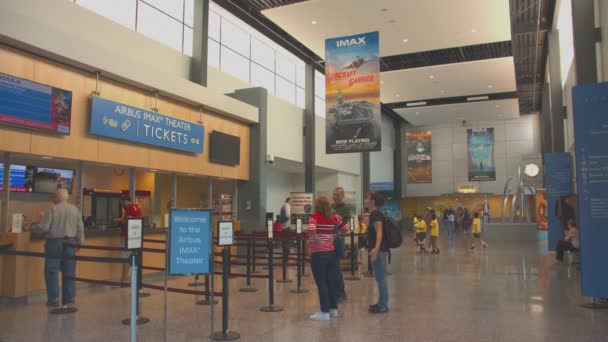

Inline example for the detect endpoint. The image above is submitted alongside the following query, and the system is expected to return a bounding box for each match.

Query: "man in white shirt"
[280,197,291,231]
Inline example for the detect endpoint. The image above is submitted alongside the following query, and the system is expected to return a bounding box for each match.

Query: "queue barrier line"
[65,276,129,288]
[0,249,129,264]
[141,266,270,281]
[142,239,166,244]
[142,283,223,297]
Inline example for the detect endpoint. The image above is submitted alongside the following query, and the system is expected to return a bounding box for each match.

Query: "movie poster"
[325,31,381,154]
[406,130,432,183]
[467,128,496,181]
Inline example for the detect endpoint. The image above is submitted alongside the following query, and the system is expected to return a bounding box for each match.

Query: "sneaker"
[369,306,389,314]
[309,312,330,321]
[369,303,379,310]
[46,300,59,308]
[482,242,488,248]
[329,309,339,318]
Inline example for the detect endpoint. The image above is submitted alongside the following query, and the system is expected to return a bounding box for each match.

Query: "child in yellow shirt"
[470,213,488,251]
[430,214,440,254]
[416,215,427,253]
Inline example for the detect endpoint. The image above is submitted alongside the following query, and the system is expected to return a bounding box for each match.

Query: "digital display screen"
[210,131,240,166]
[0,164,34,192]
[0,72,72,134]
[33,167,74,194]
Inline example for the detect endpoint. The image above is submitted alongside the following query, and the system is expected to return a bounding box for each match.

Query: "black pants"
[311,251,339,313]
[555,240,577,261]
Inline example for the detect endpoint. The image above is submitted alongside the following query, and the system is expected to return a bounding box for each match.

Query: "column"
[573,0,598,85]
[190,0,209,86]
[304,63,315,194]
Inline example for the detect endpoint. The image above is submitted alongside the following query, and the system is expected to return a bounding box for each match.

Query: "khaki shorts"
[472,233,481,239]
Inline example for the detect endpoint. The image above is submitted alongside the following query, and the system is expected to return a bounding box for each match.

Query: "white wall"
[406,115,542,196]
[370,116,395,183]
[265,168,303,215]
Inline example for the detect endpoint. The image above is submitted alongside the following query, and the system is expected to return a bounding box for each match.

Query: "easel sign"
[126,218,143,250]
[218,221,234,246]
[167,208,212,275]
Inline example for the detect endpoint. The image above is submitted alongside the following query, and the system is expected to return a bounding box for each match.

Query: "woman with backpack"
[365,192,390,314]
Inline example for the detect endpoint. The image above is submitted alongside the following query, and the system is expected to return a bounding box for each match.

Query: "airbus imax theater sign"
[89,96,204,154]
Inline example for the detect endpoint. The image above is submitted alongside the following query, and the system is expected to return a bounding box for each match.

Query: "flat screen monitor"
[33,167,74,193]
[0,164,34,192]
[210,131,240,166]
[0,72,72,134]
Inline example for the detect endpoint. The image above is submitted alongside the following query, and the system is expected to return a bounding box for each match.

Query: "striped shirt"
[308,213,349,253]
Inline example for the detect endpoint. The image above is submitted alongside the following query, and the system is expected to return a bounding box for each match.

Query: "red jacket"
[120,204,142,236]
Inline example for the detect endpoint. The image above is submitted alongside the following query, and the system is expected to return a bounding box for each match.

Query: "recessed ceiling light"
[496,105,501,108]
[429,75,435,79]
[380,81,384,84]
[395,94,401,97]
[311,20,317,25]
[402,39,409,43]
[186,173,194,176]
[149,169,158,172]
[42,156,53,159]
[488,85,493,89]
[471,28,477,33]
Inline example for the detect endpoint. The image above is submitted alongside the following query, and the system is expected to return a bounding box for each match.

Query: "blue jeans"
[372,251,389,310]
[44,239,77,304]
[449,221,455,238]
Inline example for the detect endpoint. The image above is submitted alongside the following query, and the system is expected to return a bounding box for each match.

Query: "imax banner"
[467,128,496,181]
[406,130,432,183]
[325,31,381,154]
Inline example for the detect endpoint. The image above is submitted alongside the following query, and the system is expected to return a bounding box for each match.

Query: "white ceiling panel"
[396,99,520,126]
[381,57,516,103]
[262,0,511,58]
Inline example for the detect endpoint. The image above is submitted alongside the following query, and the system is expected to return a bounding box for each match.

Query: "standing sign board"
[572,83,608,298]
[218,221,234,246]
[126,218,143,250]
[325,31,381,154]
[544,153,573,250]
[290,193,314,224]
[167,209,211,275]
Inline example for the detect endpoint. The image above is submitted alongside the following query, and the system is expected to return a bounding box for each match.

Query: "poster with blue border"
[90,96,204,154]
[168,209,211,275]
[572,82,608,298]
[544,152,572,250]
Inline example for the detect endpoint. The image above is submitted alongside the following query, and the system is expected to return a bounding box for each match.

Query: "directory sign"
[0,72,72,134]
[544,153,572,250]
[90,96,204,154]
[168,209,211,275]
[572,82,608,298]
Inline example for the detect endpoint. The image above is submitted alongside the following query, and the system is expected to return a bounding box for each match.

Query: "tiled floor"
[1,225,607,342]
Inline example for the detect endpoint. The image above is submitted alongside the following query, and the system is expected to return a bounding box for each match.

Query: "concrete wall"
[370,116,395,183]
[405,115,542,197]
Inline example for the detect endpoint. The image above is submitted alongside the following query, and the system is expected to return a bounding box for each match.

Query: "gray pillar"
[129,168,136,202]
[573,0,598,85]
[228,88,268,233]
[1,152,10,232]
[171,173,177,208]
[77,161,84,212]
[393,122,403,201]
[191,0,209,86]
[547,31,565,153]
[304,63,315,194]
[362,152,370,202]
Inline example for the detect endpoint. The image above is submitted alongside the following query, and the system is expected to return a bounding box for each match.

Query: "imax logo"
[336,37,366,47]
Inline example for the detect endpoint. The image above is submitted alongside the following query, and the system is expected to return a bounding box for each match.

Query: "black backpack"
[383,215,403,248]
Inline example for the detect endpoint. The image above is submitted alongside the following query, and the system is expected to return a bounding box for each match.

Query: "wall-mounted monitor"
[210,131,240,166]
[0,72,72,134]
[33,167,74,194]
[0,164,34,192]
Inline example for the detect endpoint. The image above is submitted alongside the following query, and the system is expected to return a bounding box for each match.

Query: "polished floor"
[1,225,608,342]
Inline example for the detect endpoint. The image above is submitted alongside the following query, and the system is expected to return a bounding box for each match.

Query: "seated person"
[556,219,579,263]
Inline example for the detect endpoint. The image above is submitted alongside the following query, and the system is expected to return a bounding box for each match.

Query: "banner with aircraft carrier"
[325,31,381,154]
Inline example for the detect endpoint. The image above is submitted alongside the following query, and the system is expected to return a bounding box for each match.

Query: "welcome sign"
[90,96,204,154]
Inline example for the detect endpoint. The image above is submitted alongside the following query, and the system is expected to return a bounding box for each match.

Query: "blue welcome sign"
[90,96,204,154]
[544,152,572,250]
[167,209,211,275]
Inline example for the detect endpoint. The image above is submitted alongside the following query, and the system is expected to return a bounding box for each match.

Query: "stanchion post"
[345,228,361,281]
[137,249,150,298]
[122,252,150,326]
[213,246,239,341]
[277,232,292,284]
[301,238,310,278]
[240,234,257,293]
[290,223,309,294]
[260,220,283,312]
[197,272,218,305]
[251,235,258,274]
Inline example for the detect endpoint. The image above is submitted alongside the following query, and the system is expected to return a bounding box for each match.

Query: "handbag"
[334,223,346,258]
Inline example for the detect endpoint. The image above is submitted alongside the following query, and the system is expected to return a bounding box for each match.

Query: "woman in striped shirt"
[308,196,349,321]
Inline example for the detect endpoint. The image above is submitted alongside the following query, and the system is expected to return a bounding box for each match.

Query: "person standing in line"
[429,214,440,255]
[307,196,349,321]
[330,186,354,302]
[38,189,85,307]
[366,192,390,314]
[415,215,428,254]
[555,219,579,263]
[279,197,292,256]
[117,196,142,284]
[470,213,488,252]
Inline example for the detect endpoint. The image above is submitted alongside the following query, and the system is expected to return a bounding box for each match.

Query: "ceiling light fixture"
[311,20,317,25]
[42,156,53,159]
[488,85,493,89]
[395,94,401,97]
[407,101,428,107]
[149,169,158,172]
[402,39,409,43]
[380,81,384,84]
[467,96,489,102]
[471,28,477,33]
[429,75,435,79]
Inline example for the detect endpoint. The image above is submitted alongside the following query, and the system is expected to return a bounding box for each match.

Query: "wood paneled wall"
[0,45,250,180]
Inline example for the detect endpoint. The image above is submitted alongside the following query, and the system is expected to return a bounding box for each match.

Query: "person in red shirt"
[118,196,142,284]
[307,196,349,321]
